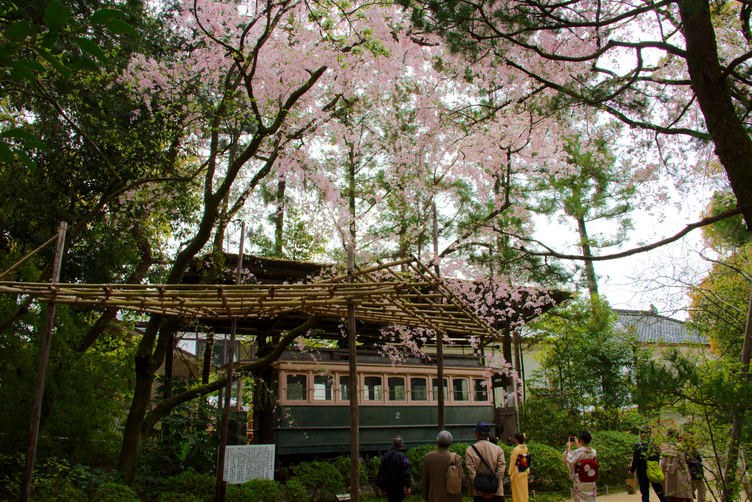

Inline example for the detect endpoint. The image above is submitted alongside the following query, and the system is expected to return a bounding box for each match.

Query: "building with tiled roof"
[519,307,710,395]
[614,308,707,345]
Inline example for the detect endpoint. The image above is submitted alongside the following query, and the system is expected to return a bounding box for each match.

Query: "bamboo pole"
[348,246,359,502]
[20,222,67,502]
[216,222,246,502]
[433,201,445,432]
[0,233,61,281]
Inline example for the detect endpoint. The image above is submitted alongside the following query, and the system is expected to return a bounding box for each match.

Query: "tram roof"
[0,255,570,343]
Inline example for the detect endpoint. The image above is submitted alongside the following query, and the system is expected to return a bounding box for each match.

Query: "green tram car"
[268,348,518,459]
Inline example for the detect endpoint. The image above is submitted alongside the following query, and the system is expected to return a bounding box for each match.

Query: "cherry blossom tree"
[113,0,476,481]
[399,0,751,229]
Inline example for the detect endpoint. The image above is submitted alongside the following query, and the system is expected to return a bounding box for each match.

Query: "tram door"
[492,374,519,444]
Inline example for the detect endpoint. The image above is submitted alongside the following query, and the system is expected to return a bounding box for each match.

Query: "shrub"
[405,444,435,484]
[156,493,205,502]
[332,455,367,490]
[226,478,280,502]
[0,453,89,502]
[290,460,345,502]
[282,477,307,502]
[92,482,140,502]
[161,470,214,502]
[589,430,637,486]
[526,442,569,491]
[520,395,583,447]
[30,479,87,502]
[366,455,381,484]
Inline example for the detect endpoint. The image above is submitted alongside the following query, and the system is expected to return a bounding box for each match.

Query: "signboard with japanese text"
[223,445,275,484]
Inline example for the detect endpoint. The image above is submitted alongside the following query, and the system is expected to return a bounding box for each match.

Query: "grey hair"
[437,430,453,447]
[392,436,404,448]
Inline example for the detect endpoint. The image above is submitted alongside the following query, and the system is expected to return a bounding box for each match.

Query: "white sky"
[531,181,714,322]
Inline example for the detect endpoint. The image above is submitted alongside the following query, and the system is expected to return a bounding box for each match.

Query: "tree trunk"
[679,0,752,230]
[274,179,286,256]
[720,291,752,502]
[117,315,178,483]
[576,216,600,307]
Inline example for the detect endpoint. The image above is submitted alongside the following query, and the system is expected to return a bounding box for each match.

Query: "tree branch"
[143,316,320,430]
[517,206,744,261]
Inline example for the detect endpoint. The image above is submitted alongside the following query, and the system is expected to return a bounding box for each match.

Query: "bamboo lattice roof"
[0,257,501,339]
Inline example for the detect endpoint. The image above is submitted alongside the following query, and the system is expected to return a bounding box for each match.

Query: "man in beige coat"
[466,422,506,502]
[422,430,464,502]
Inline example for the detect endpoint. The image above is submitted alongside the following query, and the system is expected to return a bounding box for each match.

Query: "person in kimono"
[509,432,530,502]
[563,431,598,502]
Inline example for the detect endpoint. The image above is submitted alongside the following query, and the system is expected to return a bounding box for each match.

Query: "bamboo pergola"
[0,256,499,340]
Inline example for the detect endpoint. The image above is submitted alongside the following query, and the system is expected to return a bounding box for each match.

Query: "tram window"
[314,375,333,401]
[286,374,307,401]
[364,376,383,401]
[432,378,448,401]
[388,377,406,401]
[453,378,469,401]
[473,378,488,401]
[411,377,428,401]
[339,375,350,401]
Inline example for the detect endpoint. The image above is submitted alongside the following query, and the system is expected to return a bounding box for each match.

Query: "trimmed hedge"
[590,430,638,486]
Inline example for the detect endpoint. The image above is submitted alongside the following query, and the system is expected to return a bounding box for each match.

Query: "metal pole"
[20,222,67,502]
[216,222,246,502]
[433,201,445,431]
[348,246,359,502]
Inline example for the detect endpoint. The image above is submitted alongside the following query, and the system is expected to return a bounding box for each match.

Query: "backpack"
[516,453,531,473]
[577,458,599,483]
[447,453,462,494]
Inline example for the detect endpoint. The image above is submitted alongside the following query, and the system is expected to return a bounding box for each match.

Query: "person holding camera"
[563,431,598,502]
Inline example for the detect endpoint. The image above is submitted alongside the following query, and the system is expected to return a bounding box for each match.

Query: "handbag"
[471,445,500,495]
[646,460,665,483]
[626,476,636,494]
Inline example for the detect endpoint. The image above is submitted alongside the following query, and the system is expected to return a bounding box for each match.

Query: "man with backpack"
[628,426,669,502]
[422,430,464,502]
[377,436,412,502]
[466,422,506,502]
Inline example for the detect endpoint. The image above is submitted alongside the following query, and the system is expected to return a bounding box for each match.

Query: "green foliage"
[282,478,308,502]
[141,378,219,476]
[156,493,205,502]
[589,431,638,487]
[527,299,647,423]
[290,460,346,502]
[91,482,140,502]
[331,455,368,489]
[366,455,382,483]
[688,242,751,361]
[0,304,135,464]
[700,188,751,251]
[405,444,435,483]
[161,470,214,502]
[521,394,583,446]
[0,1,136,171]
[0,453,88,501]
[226,478,281,502]
[525,443,569,491]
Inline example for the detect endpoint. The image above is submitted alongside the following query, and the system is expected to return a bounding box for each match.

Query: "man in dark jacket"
[377,436,412,502]
[628,426,668,502]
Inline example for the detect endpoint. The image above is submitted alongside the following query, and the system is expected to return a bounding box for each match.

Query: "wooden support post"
[348,246,359,502]
[433,201,445,431]
[20,222,67,502]
[216,222,246,502]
